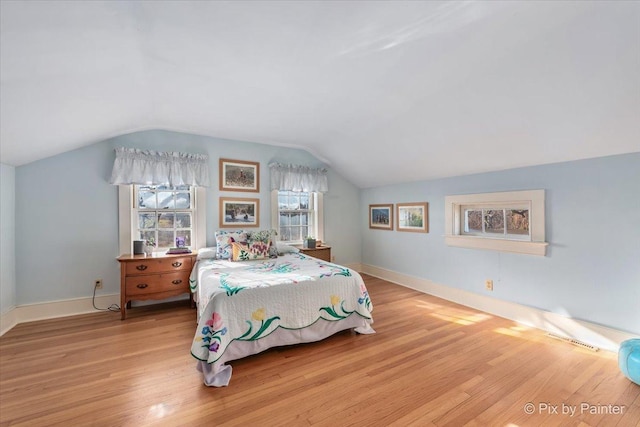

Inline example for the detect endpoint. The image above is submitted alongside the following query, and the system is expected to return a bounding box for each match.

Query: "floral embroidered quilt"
[190,253,373,364]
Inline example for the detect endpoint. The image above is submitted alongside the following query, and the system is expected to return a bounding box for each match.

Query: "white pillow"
[276,242,300,255]
[196,247,217,260]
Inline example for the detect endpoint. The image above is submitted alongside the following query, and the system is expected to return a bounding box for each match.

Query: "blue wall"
[1,163,16,315]
[361,153,640,335]
[15,130,361,305]
[12,132,639,336]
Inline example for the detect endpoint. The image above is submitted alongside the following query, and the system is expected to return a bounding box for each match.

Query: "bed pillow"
[196,247,217,260]
[215,230,248,260]
[247,229,278,258]
[230,240,269,261]
[276,242,300,255]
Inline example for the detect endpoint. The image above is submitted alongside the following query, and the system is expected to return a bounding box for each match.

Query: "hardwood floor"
[1,274,638,426]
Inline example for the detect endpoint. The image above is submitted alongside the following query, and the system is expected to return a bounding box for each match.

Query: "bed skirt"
[196,315,375,387]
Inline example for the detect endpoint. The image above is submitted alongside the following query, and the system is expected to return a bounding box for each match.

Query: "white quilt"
[189,252,374,385]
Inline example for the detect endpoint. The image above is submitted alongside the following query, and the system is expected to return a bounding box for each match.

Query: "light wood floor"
[1,275,638,427]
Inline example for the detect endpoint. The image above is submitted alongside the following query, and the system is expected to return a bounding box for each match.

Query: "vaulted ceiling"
[1,1,638,188]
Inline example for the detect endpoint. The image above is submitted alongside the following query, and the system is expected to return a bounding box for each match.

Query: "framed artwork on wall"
[396,202,428,233]
[219,197,260,228]
[369,204,393,230]
[219,158,260,192]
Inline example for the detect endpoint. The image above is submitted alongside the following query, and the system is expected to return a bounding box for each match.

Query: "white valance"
[269,163,328,192]
[109,147,210,187]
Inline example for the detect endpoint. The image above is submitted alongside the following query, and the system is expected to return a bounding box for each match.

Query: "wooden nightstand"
[117,252,197,320]
[298,245,332,262]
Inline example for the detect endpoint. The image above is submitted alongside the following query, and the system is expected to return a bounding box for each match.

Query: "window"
[271,190,323,243]
[118,185,206,255]
[462,205,530,241]
[134,185,194,249]
[445,190,547,256]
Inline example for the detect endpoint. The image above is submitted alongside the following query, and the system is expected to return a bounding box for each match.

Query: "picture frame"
[369,204,393,230]
[396,202,429,233]
[219,197,260,228]
[219,158,260,192]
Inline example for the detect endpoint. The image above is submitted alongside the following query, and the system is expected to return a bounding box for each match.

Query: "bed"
[189,250,375,387]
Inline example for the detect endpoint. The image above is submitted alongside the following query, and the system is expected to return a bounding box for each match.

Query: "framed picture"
[219,197,260,228]
[369,204,393,230]
[396,202,429,233]
[219,158,260,192]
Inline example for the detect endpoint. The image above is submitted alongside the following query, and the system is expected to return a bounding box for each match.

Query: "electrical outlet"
[485,279,493,291]
[331,256,335,262]
[95,279,103,290]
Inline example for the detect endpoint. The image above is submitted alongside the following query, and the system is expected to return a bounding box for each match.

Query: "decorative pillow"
[215,230,248,260]
[231,240,269,261]
[247,229,278,258]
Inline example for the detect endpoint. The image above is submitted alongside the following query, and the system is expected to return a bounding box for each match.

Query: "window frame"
[118,185,206,255]
[271,190,324,244]
[445,190,547,256]
[133,185,194,250]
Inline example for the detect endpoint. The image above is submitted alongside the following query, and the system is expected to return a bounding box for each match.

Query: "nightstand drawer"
[125,256,192,276]
[125,271,190,296]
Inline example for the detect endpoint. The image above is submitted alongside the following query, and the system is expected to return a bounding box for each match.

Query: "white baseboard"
[0,293,120,337]
[0,307,18,337]
[345,262,362,272]
[359,263,637,353]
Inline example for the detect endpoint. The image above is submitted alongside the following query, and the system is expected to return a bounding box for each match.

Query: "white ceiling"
[1,1,638,188]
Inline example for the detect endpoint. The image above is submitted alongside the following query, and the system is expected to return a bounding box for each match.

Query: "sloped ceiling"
[1,1,638,188]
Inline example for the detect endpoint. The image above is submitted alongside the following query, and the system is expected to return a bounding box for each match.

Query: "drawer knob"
[136,265,148,271]
[172,261,183,268]
[171,279,183,285]
[136,284,148,289]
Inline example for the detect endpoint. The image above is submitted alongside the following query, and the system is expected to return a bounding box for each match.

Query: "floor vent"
[546,333,599,352]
